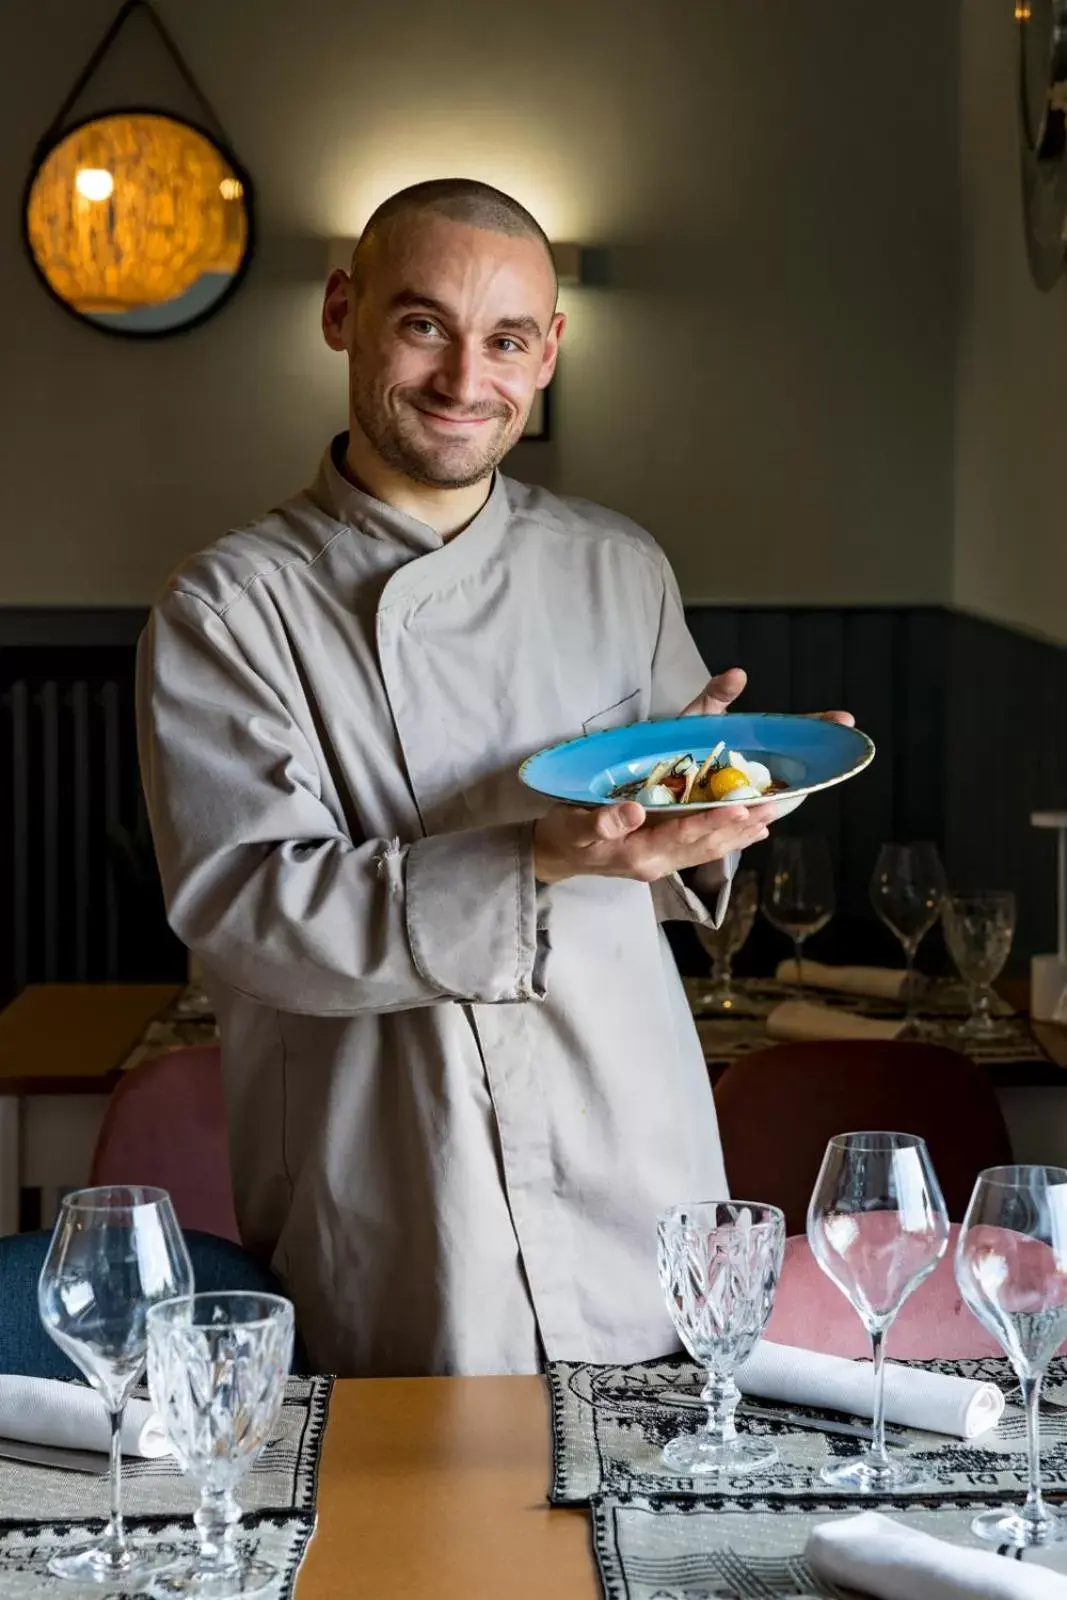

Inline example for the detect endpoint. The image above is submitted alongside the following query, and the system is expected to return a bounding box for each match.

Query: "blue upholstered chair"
[0,1228,307,1378]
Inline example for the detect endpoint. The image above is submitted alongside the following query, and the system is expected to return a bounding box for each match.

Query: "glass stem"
[869,1326,889,1468]
[194,1486,243,1574]
[700,1370,739,1447]
[1021,1372,1050,1533]
[711,953,730,992]
[793,937,805,994]
[902,941,917,1025]
[102,1406,128,1563]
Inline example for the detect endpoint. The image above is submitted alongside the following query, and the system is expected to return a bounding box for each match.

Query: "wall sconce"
[326,237,588,286]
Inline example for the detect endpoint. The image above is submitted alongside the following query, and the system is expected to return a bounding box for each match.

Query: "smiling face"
[322,212,564,491]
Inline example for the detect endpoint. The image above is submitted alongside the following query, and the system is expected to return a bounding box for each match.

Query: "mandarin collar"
[309,435,510,587]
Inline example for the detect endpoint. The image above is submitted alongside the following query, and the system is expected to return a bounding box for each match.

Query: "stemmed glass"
[762,837,835,989]
[869,843,947,1033]
[695,869,759,1012]
[943,891,1017,1038]
[807,1133,950,1491]
[146,1292,295,1597]
[657,1201,785,1475]
[955,1166,1067,1548]
[38,1185,193,1585]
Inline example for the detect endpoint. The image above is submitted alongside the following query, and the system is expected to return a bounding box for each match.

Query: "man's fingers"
[591,801,646,841]
[623,803,772,877]
[810,709,855,727]
[681,666,747,718]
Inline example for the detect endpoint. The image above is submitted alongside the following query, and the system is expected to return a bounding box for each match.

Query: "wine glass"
[657,1200,785,1475]
[762,837,835,989]
[869,843,947,1033]
[147,1292,295,1597]
[38,1185,194,1585]
[695,869,759,1012]
[807,1133,950,1491]
[943,891,1016,1038]
[955,1166,1067,1547]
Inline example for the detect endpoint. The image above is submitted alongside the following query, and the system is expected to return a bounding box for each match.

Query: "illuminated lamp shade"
[25,111,252,334]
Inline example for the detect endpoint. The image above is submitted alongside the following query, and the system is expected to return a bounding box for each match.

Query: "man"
[138,178,846,1377]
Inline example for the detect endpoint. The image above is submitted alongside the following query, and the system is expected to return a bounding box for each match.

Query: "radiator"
[0,652,180,1003]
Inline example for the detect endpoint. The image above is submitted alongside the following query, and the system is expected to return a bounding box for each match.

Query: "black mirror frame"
[21,105,256,341]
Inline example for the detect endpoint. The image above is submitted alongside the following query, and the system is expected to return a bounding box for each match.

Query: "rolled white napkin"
[766,999,904,1043]
[776,958,907,1001]
[807,1511,1067,1600]
[735,1340,1004,1438]
[0,1376,170,1459]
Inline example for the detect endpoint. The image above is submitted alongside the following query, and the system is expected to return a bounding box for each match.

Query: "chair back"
[0,1229,303,1378]
[713,1038,1013,1234]
[90,1046,239,1242]
[765,1226,1004,1359]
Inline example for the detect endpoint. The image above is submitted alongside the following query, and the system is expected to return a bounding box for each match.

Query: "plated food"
[609,744,789,807]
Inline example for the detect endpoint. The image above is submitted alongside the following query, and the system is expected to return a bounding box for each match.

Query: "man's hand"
[682,666,855,727]
[533,800,779,887]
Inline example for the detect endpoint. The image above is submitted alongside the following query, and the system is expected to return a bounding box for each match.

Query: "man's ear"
[322,268,352,352]
[536,310,566,388]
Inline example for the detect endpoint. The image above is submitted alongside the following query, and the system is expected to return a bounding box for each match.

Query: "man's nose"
[433,343,483,409]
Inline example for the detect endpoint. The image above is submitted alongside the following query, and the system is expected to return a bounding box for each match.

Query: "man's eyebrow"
[389,290,543,338]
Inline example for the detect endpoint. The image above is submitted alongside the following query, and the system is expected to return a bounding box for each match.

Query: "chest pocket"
[581,688,641,737]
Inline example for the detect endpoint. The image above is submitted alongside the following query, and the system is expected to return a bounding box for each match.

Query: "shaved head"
[322,177,565,509]
[352,178,556,298]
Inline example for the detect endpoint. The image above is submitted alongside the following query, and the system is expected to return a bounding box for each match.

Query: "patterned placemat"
[0,1512,314,1600]
[590,1493,1067,1600]
[685,977,1052,1071]
[547,1355,1067,1504]
[0,1376,332,1522]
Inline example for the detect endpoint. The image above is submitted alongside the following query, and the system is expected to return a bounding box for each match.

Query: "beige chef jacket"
[137,437,731,1377]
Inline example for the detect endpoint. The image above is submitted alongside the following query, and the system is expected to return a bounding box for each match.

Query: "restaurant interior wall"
[0,0,957,607]
[952,0,1067,649]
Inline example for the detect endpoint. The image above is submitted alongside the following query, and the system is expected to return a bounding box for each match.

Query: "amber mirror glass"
[24,110,253,337]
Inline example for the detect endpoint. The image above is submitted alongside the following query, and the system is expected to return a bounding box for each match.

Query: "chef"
[138,177,848,1376]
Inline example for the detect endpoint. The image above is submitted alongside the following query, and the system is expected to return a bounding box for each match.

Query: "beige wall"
[0,0,958,607]
[954,1,1067,646]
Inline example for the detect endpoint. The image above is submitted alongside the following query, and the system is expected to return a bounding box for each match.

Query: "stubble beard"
[350,371,518,490]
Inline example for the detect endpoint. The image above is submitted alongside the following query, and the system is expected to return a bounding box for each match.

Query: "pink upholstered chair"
[714,1039,1013,1231]
[765,1225,1003,1359]
[89,1045,240,1242]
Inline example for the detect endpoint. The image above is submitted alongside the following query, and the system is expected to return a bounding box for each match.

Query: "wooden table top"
[0,983,181,1094]
[298,1376,595,1599]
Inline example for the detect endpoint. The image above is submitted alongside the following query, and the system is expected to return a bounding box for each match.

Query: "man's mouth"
[410,402,504,431]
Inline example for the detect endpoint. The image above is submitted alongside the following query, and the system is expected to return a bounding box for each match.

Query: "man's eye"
[407,319,441,337]
[494,337,522,353]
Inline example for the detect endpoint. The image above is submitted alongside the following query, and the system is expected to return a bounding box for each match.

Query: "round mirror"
[23,111,253,337]
[1017,0,1067,290]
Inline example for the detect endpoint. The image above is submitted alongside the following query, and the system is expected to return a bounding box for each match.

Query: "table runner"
[547,1355,1067,1504]
[0,1375,332,1522]
[686,977,1052,1072]
[0,1513,314,1600]
[590,1493,1067,1600]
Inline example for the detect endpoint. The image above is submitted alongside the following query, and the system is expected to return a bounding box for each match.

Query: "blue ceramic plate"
[519,713,874,818]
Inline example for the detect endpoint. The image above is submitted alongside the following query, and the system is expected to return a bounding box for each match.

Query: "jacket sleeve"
[137,590,547,1016]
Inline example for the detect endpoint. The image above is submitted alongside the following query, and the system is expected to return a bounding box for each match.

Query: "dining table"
[298,1375,593,1598]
